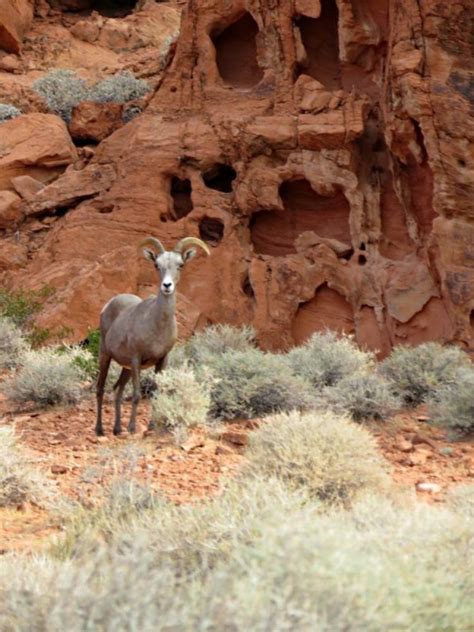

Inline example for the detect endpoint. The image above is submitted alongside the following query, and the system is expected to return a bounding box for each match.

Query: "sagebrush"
[0,317,28,370]
[0,103,21,122]
[150,365,211,441]
[244,410,391,506]
[287,331,373,388]
[206,349,315,420]
[3,347,89,407]
[0,427,58,508]
[380,342,468,407]
[323,372,400,421]
[428,366,474,434]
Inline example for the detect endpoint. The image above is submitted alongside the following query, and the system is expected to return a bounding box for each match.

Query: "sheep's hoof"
[95,427,105,437]
[113,427,122,436]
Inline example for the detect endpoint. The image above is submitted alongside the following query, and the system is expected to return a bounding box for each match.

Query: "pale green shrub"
[150,366,211,440]
[428,366,474,434]
[323,373,400,421]
[32,69,88,122]
[380,342,468,407]
[88,71,150,103]
[0,427,57,508]
[287,331,374,388]
[244,410,390,506]
[1,491,472,631]
[446,485,474,518]
[0,103,21,122]
[207,349,315,420]
[3,347,87,407]
[0,316,28,369]
[170,324,256,368]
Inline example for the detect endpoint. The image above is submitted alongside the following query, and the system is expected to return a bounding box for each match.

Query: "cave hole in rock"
[89,0,138,17]
[295,0,341,89]
[242,275,255,299]
[202,164,237,193]
[292,283,354,345]
[250,179,351,256]
[170,177,193,219]
[199,217,224,245]
[212,12,264,89]
[358,254,367,265]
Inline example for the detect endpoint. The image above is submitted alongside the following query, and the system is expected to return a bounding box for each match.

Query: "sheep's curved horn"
[139,237,166,254]
[173,237,210,256]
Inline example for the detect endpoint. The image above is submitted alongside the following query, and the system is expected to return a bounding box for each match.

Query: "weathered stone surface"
[0,0,472,355]
[0,114,77,190]
[69,101,124,142]
[0,190,23,229]
[23,163,117,216]
[0,0,33,53]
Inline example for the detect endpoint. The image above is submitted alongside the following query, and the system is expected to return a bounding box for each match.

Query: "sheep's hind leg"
[113,368,131,436]
[127,358,141,434]
[147,355,168,431]
[95,352,111,436]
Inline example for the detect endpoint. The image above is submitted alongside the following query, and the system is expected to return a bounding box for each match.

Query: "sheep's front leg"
[113,368,131,436]
[128,358,141,434]
[147,355,168,431]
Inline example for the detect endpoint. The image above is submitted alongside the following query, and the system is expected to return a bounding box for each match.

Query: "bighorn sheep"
[95,236,210,436]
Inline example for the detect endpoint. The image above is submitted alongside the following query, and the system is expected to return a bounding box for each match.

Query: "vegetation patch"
[428,366,474,435]
[381,342,468,407]
[243,410,391,506]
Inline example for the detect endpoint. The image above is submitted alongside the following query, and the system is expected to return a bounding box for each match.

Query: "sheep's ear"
[143,248,156,263]
[182,248,197,263]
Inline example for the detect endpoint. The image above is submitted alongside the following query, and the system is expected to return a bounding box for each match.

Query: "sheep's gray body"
[95,237,209,436]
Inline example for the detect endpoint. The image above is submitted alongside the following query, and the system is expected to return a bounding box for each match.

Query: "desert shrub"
[446,485,474,518]
[207,349,315,420]
[88,71,150,103]
[3,347,87,407]
[32,69,88,122]
[150,366,211,441]
[323,373,400,421]
[0,286,54,328]
[287,331,373,389]
[123,104,143,123]
[0,427,57,508]
[428,366,474,434]
[0,103,21,122]
[170,324,256,368]
[381,342,468,407]
[1,491,472,631]
[0,316,28,370]
[244,410,390,506]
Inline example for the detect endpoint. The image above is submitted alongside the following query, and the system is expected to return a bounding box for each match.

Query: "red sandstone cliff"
[0,0,472,354]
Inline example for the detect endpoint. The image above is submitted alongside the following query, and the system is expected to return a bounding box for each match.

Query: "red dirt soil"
[1,394,473,555]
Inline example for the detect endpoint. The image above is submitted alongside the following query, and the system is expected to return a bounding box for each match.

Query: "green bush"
[381,342,468,407]
[88,71,150,104]
[207,349,315,420]
[0,103,21,123]
[0,427,58,508]
[428,366,474,434]
[0,316,28,370]
[3,347,88,407]
[150,366,211,442]
[244,410,390,506]
[0,286,54,328]
[287,331,373,388]
[323,373,400,421]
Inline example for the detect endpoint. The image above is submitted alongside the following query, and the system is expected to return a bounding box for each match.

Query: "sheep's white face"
[144,249,196,297]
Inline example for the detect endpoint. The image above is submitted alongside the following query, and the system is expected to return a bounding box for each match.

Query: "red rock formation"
[0,0,472,355]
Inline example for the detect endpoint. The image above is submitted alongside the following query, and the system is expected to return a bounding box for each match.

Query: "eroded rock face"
[0,0,473,354]
[0,0,33,53]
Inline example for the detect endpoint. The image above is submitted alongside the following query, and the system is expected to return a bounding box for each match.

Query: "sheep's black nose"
[163,282,172,289]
